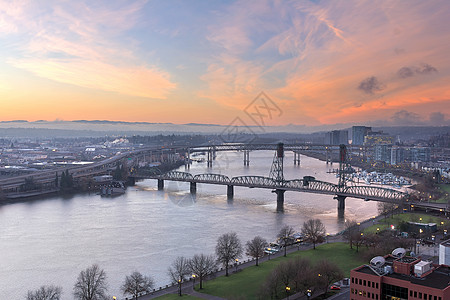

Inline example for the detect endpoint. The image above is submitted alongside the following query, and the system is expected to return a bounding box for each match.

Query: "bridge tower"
[270,143,285,212]
[335,144,353,210]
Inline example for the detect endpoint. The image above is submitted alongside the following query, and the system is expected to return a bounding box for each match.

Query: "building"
[352,126,372,145]
[375,144,391,163]
[350,249,450,300]
[391,146,405,165]
[364,131,395,146]
[439,240,450,265]
[325,130,349,145]
[410,147,431,162]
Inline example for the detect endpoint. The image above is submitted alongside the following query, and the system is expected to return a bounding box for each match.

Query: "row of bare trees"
[27,220,328,300]
[261,257,343,299]
[343,219,415,259]
[27,264,153,300]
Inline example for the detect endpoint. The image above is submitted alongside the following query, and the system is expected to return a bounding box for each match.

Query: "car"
[330,285,341,290]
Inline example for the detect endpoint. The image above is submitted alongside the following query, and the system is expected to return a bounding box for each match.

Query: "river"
[0,151,378,299]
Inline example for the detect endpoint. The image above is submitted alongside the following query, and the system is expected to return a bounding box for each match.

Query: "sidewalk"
[138,242,318,299]
[138,211,437,300]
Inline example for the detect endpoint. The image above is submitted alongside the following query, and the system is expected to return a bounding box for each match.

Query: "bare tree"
[301,219,326,249]
[343,220,359,249]
[377,202,397,219]
[353,231,365,252]
[26,285,62,300]
[188,254,217,289]
[121,271,154,300]
[277,225,295,257]
[215,232,243,276]
[73,264,108,300]
[168,256,190,296]
[291,257,314,295]
[245,236,267,266]
[315,259,344,294]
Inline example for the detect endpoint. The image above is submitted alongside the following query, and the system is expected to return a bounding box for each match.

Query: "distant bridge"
[0,143,445,215]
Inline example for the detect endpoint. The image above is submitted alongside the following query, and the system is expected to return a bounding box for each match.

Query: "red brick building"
[350,253,450,300]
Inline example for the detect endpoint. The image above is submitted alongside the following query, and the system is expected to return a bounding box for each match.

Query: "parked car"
[330,285,341,290]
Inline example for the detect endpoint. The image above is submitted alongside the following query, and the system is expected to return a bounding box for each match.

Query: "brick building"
[350,250,450,300]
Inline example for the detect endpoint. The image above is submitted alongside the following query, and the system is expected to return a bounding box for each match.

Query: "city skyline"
[1,0,449,126]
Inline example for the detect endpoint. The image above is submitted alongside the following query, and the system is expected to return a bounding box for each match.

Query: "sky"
[0,0,449,127]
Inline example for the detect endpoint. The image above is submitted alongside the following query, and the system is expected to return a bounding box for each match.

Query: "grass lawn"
[154,294,203,299]
[435,184,450,203]
[198,242,365,300]
[363,212,447,234]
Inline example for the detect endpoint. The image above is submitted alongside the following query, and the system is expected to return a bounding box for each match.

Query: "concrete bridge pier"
[157,179,164,190]
[207,150,213,167]
[185,149,191,170]
[227,185,234,199]
[293,152,301,165]
[190,182,196,194]
[243,150,250,166]
[274,189,285,212]
[334,195,346,210]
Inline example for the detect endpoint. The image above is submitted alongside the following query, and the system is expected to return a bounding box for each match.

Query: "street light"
[307,289,312,300]
[235,258,239,273]
[286,286,291,299]
[192,274,197,290]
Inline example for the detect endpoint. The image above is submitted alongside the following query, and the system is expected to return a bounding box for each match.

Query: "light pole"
[192,274,196,290]
[307,289,312,300]
[235,258,239,273]
[285,286,291,299]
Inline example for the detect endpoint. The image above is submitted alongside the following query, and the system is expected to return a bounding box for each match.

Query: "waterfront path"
[137,211,443,300]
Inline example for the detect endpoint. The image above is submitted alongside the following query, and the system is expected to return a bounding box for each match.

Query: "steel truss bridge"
[1,142,444,214]
[142,170,408,206]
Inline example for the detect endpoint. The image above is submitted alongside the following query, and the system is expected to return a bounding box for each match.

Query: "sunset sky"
[0,0,449,127]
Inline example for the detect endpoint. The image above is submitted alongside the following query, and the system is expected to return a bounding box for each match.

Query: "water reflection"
[0,152,378,299]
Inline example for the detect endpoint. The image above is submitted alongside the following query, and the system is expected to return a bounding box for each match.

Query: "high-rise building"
[352,126,372,145]
[374,144,391,163]
[325,130,348,145]
[410,147,431,162]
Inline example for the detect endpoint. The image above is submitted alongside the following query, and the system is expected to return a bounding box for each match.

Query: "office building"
[325,130,349,145]
[350,249,450,300]
[352,126,372,145]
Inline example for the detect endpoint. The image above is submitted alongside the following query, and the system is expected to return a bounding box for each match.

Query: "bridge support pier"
[243,150,250,166]
[227,185,234,199]
[157,179,164,190]
[190,182,196,194]
[334,195,346,210]
[293,152,300,165]
[185,149,191,170]
[274,189,285,212]
[207,150,213,167]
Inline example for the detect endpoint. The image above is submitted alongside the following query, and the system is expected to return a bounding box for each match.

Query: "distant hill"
[0,120,448,140]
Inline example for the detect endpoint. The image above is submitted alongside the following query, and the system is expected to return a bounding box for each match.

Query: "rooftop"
[355,264,450,290]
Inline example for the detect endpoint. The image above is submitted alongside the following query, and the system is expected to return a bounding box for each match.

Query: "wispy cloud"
[1,0,176,98]
[199,0,450,125]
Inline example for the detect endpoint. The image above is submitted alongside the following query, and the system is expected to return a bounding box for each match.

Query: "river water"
[0,151,378,299]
